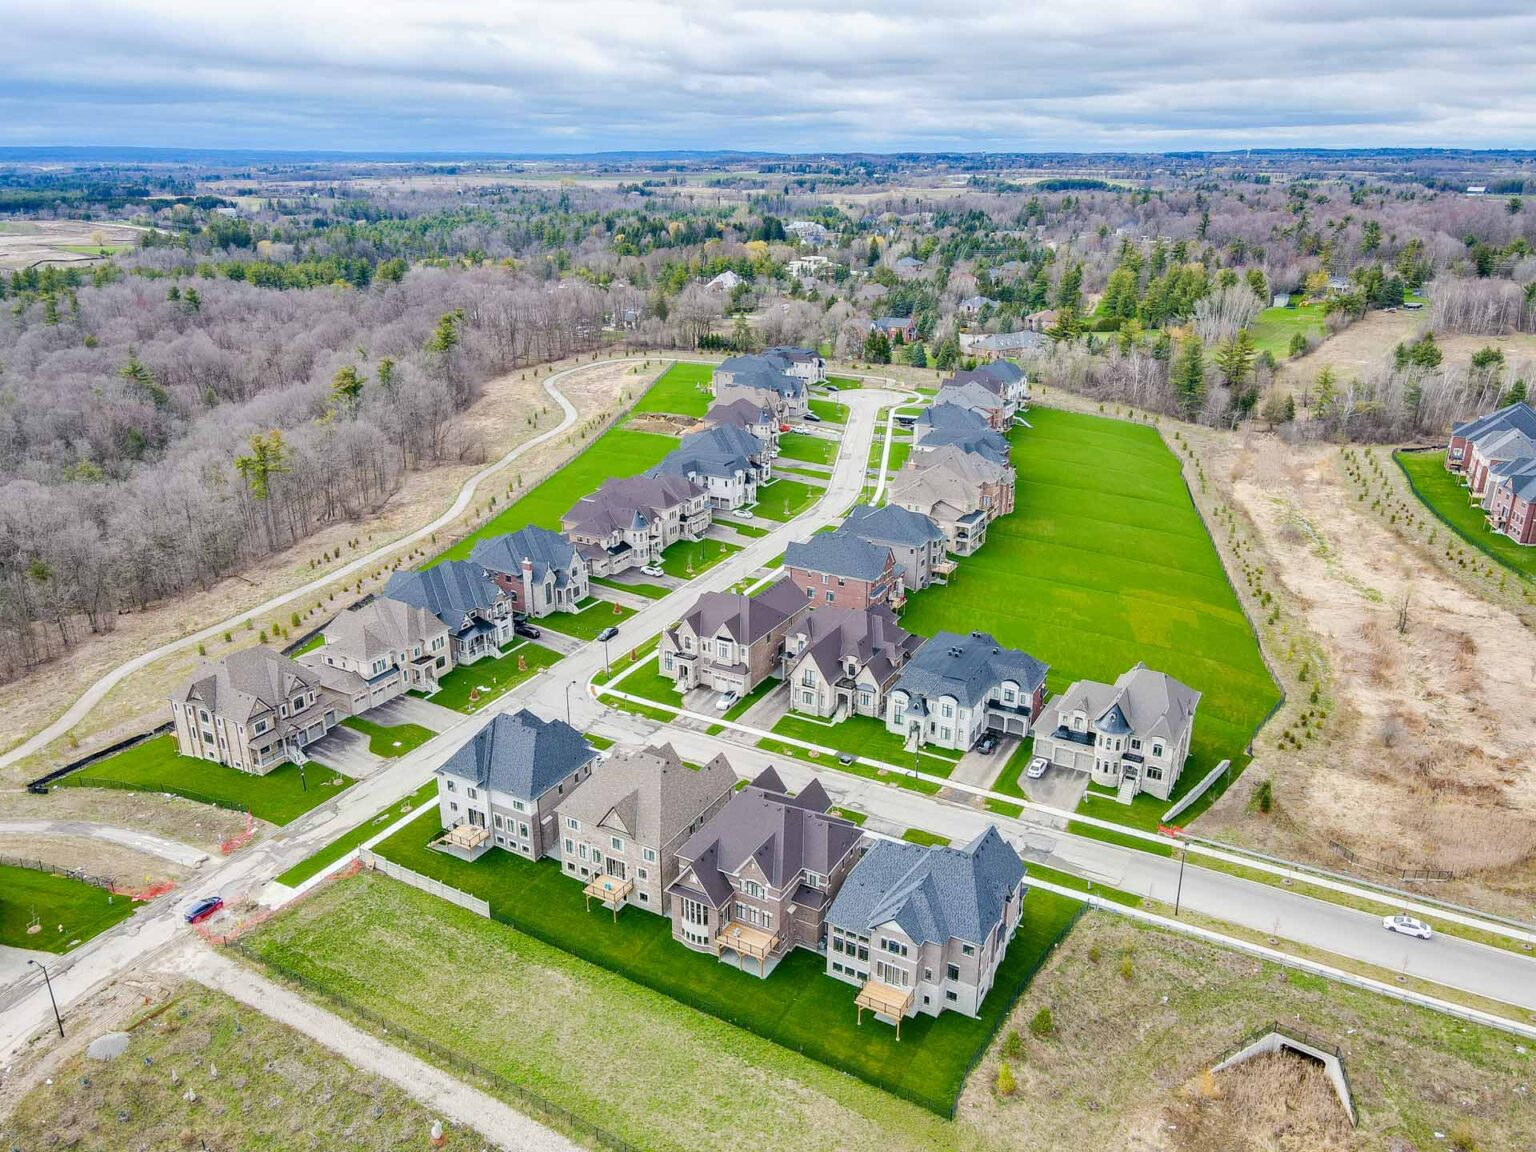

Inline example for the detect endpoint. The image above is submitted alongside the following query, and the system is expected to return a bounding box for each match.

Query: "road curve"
[0,357,628,775]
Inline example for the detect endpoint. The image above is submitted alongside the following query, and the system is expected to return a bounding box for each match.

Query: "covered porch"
[714,920,780,977]
[855,979,916,1039]
[583,873,635,920]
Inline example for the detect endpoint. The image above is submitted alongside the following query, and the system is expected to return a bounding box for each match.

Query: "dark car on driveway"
[514,621,542,640]
[976,732,1000,754]
[184,895,224,924]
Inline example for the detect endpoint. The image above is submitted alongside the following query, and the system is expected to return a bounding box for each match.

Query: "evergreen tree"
[1172,336,1206,417]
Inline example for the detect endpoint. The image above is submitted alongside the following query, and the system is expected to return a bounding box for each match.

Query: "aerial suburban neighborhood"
[3,26,1536,1152]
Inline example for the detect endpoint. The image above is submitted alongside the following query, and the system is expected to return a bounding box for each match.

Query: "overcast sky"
[2,0,1535,153]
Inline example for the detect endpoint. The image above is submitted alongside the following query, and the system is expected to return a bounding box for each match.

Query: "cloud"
[0,0,1534,151]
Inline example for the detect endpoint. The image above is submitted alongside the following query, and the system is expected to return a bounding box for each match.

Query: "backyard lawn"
[899,409,1279,826]
[274,780,439,889]
[1246,302,1327,358]
[424,641,562,713]
[753,478,822,521]
[776,433,840,465]
[340,716,435,757]
[628,361,715,418]
[367,819,1080,1115]
[536,597,636,640]
[57,735,352,825]
[1396,448,1536,578]
[659,536,741,578]
[0,863,138,952]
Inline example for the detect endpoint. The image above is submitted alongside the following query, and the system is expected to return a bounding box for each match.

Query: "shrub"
[1027,1007,1056,1038]
[1449,1121,1480,1152]
[1001,1029,1025,1061]
[995,1061,1017,1097]
[1087,943,1102,964]
[1119,954,1135,981]
[1255,779,1274,814]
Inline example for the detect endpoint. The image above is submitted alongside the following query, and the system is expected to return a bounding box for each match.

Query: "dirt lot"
[1194,428,1536,909]
[1275,309,1536,392]
[0,220,150,271]
[0,356,657,784]
[0,788,248,852]
[0,833,190,889]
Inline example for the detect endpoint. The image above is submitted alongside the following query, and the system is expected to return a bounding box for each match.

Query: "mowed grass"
[769,713,963,774]
[753,478,822,521]
[366,820,1080,1115]
[899,409,1278,823]
[57,735,352,825]
[1246,303,1326,358]
[423,640,562,713]
[0,864,138,952]
[339,716,435,757]
[1396,449,1536,579]
[809,398,848,424]
[536,597,636,639]
[777,433,840,465]
[274,779,439,889]
[659,536,741,577]
[629,360,715,418]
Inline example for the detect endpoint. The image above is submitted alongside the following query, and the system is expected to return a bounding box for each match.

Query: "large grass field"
[628,360,715,417]
[900,409,1279,825]
[1396,448,1536,578]
[274,779,440,888]
[0,863,138,952]
[423,640,562,712]
[1246,302,1327,358]
[58,735,352,825]
[339,716,435,757]
[366,820,1079,1115]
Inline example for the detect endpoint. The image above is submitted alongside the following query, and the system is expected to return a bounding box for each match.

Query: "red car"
[184,895,224,924]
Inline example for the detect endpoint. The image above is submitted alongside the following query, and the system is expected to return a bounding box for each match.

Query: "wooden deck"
[856,979,915,1039]
[583,874,635,920]
[715,920,779,976]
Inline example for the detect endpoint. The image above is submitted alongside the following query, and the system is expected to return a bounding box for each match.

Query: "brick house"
[1487,470,1536,545]
[783,532,900,609]
[562,474,711,577]
[712,355,809,421]
[885,630,1049,752]
[839,503,952,591]
[1446,401,1536,474]
[659,576,810,696]
[471,525,590,618]
[783,604,922,720]
[170,647,339,775]
[871,316,917,343]
[703,398,782,448]
[667,767,864,976]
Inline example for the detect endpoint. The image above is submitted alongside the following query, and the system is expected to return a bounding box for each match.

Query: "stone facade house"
[435,709,597,859]
[783,532,900,609]
[1031,663,1200,803]
[948,361,1029,413]
[667,767,864,975]
[912,403,1012,465]
[659,576,810,696]
[301,597,451,710]
[885,630,1048,752]
[703,398,781,448]
[382,560,515,666]
[827,826,1027,1024]
[648,424,770,510]
[890,447,1015,556]
[556,743,735,916]
[712,355,809,421]
[471,526,589,618]
[170,647,339,774]
[562,474,711,576]
[933,380,1011,430]
[783,604,922,720]
[763,346,826,383]
[839,503,952,591]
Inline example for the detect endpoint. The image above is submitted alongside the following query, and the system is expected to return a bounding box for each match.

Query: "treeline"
[0,268,613,682]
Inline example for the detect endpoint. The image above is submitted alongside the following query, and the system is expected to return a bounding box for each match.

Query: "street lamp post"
[28,959,63,1038]
[602,636,612,675]
[1174,843,1188,917]
[564,681,575,727]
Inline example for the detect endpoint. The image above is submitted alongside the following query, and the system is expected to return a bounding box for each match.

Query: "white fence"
[1162,758,1231,823]
[361,849,490,918]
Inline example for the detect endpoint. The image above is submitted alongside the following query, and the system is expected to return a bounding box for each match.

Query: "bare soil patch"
[627,411,695,435]
[0,220,148,271]
[0,833,188,888]
[0,789,250,852]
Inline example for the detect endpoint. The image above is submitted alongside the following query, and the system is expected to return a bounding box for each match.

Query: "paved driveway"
[1023,765,1089,812]
[370,695,462,732]
[305,726,384,779]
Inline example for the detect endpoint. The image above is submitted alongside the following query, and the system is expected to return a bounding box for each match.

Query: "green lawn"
[659,536,741,578]
[899,409,1279,830]
[629,361,715,418]
[536,597,636,640]
[777,433,840,465]
[605,656,684,710]
[825,375,862,389]
[753,479,822,521]
[808,399,848,424]
[274,780,439,888]
[590,575,670,599]
[1246,303,1326,359]
[291,632,325,656]
[755,738,944,795]
[901,828,951,847]
[370,817,1080,1114]
[0,864,138,952]
[58,735,352,825]
[729,522,771,538]
[424,641,562,713]
[340,716,435,757]
[1396,449,1536,578]
[830,806,869,825]
[769,713,963,774]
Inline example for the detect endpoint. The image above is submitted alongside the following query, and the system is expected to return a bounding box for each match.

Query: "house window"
[804,872,821,889]
[564,838,574,855]
[519,823,529,838]
[802,690,817,706]
[825,591,835,603]
[1147,766,1164,780]
[611,836,624,852]
[947,963,960,981]
[881,938,908,957]
[638,892,650,904]
[858,689,873,709]
[637,867,649,881]
[961,943,975,957]
[511,799,526,813]
[801,668,816,686]
[945,990,958,1003]
[1130,738,1142,751]
[565,816,579,830]
[467,787,477,800]
[717,640,731,659]
[445,780,456,793]
[663,652,675,672]
[742,880,764,899]
[940,701,954,719]
[1152,742,1165,758]
[579,844,590,861]
[493,814,504,829]
[643,847,656,863]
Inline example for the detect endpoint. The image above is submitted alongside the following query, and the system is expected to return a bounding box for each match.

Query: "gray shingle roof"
[784,532,892,582]
[322,598,444,663]
[558,743,734,848]
[1453,401,1536,440]
[918,428,1011,466]
[438,708,595,800]
[936,380,1006,414]
[648,425,765,483]
[172,646,321,724]
[716,355,806,399]
[827,826,1025,947]
[789,604,921,689]
[916,402,991,433]
[1050,662,1200,742]
[674,575,806,646]
[563,474,702,538]
[384,561,503,636]
[893,630,1048,710]
[840,503,948,548]
[471,526,581,585]
[704,398,777,431]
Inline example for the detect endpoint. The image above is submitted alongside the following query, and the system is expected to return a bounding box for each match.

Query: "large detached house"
[947,361,1029,413]
[471,525,589,618]
[1031,663,1200,803]
[711,355,809,421]
[382,559,515,666]
[890,447,1015,556]
[301,597,450,710]
[660,576,810,696]
[556,743,735,917]
[170,647,339,774]
[435,709,597,859]
[703,398,781,448]
[562,473,711,576]
[839,503,952,591]
[784,604,922,720]
[783,532,900,609]
[827,826,1027,1028]
[667,767,864,976]
[763,346,826,384]
[648,424,770,510]
[886,630,1049,752]
[1446,401,1536,475]
[912,403,1012,466]
[933,380,1012,431]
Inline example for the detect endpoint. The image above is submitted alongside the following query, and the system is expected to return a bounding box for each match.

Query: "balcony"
[583,874,635,921]
[715,920,779,976]
[855,979,916,1038]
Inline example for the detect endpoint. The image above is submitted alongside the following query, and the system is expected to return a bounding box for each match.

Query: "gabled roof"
[840,503,948,549]
[784,532,892,582]
[438,709,595,800]
[908,443,1011,485]
[936,380,1007,414]
[873,315,913,329]
[672,576,806,646]
[563,474,703,538]
[788,604,921,689]
[171,646,320,724]
[471,526,581,585]
[671,766,861,906]
[1049,662,1200,742]
[715,355,806,399]
[648,424,765,484]
[916,402,992,434]
[828,826,1025,947]
[1453,401,1536,441]
[917,427,1011,466]
[322,598,445,663]
[704,398,777,431]
[384,561,504,633]
[558,743,735,848]
[1475,426,1536,464]
[892,630,1048,710]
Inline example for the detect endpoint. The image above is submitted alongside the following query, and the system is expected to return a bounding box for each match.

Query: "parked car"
[640,563,665,578]
[824,383,839,392]
[735,509,755,520]
[779,423,792,433]
[976,732,1000,754]
[1025,756,1051,780]
[595,626,620,642]
[1383,914,1433,940]
[184,895,224,924]
[804,412,823,423]
[714,690,740,711]
[514,621,542,640]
